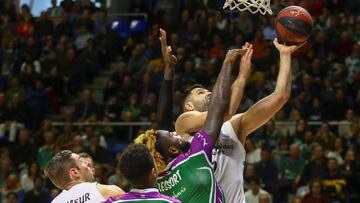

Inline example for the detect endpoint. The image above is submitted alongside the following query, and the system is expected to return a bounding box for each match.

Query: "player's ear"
[151,167,157,178]
[185,101,194,111]
[168,146,180,157]
[69,168,80,180]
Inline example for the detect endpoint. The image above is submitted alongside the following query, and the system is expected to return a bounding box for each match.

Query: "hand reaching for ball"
[273,38,306,55]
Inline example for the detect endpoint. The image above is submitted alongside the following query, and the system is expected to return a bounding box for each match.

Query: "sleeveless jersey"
[52,182,105,203]
[103,188,181,203]
[157,130,225,203]
[212,121,246,203]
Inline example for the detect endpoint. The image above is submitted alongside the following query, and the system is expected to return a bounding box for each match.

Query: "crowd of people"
[0,0,360,202]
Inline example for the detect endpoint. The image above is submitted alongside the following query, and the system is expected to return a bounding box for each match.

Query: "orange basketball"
[275,6,313,45]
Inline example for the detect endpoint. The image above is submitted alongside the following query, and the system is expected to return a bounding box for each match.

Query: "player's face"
[79,157,95,177]
[189,88,211,112]
[72,154,94,182]
[156,130,191,157]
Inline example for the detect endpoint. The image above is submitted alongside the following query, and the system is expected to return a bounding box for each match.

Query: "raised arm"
[203,49,242,141]
[157,28,177,131]
[229,42,253,115]
[231,38,305,143]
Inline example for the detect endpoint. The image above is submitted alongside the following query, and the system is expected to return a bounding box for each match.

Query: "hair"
[134,129,166,172]
[248,177,261,185]
[79,152,94,165]
[119,144,155,184]
[182,84,205,112]
[309,179,324,194]
[44,150,78,189]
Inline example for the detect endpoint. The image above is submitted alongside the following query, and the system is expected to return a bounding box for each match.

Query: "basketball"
[275,6,313,45]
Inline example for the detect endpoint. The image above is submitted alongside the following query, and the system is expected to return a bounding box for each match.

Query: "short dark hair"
[248,177,261,185]
[79,152,94,165]
[182,84,205,112]
[119,144,155,184]
[44,150,78,189]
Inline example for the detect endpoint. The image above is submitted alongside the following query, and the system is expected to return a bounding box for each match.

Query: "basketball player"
[44,150,124,203]
[103,144,181,203]
[176,38,305,202]
[134,37,242,203]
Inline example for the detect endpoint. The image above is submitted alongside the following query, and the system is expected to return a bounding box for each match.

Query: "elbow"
[274,91,290,103]
[224,112,232,122]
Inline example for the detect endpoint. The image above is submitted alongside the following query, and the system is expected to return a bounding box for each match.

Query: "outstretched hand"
[273,38,307,55]
[224,48,246,65]
[159,28,177,68]
[238,42,253,79]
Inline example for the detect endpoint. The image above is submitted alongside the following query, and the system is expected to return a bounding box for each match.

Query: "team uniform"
[103,188,181,203]
[212,121,246,203]
[52,182,105,203]
[157,130,225,203]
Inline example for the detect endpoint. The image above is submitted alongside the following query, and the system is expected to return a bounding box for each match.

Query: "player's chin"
[179,140,191,152]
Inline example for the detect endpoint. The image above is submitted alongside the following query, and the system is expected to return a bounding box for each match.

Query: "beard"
[81,171,95,183]
[179,141,191,152]
[193,100,210,112]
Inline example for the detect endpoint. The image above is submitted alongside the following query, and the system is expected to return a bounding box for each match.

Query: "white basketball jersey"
[52,182,106,203]
[212,121,246,203]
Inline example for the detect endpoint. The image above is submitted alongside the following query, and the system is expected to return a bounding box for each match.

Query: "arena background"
[0,0,359,202]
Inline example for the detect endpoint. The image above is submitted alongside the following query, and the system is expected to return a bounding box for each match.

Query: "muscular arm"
[156,28,176,131]
[97,183,125,199]
[231,39,300,143]
[203,51,237,141]
[157,77,174,131]
[228,43,252,116]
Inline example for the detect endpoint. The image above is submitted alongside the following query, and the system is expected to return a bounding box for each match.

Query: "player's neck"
[63,180,83,190]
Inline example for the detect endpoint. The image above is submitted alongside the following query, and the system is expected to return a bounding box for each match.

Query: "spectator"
[278,144,306,188]
[0,93,26,142]
[37,132,55,169]
[1,173,24,203]
[255,147,278,193]
[121,93,141,121]
[340,149,360,202]
[23,176,49,203]
[83,134,111,165]
[299,129,316,162]
[245,177,271,203]
[47,0,63,17]
[246,139,261,164]
[326,137,345,165]
[10,129,37,170]
[127,44,149,76]
[34,11,54,38]
[20,162,40,192]
[74,25,94,50]
[315,123,336,151]
[74,89,100,121]
[302,180,331,203]
[322,158,347,202]
[301,145,328,185]
[244,163,256,191]
[79,38,100,83]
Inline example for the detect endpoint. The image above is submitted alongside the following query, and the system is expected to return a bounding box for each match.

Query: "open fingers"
[159,28,167,50]
[294,40,307,52]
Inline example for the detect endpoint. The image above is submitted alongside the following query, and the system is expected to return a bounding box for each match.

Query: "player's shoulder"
[177,110,203,120]
[97,183,125,198]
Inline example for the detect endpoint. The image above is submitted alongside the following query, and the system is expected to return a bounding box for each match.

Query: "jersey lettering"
[66,193,90,203]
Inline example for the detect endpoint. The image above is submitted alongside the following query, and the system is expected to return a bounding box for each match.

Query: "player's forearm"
[203,61,232,141]
[164,66,174,80]
[229,77,246,115]
[274,53,292,101]
[157,76,174,131]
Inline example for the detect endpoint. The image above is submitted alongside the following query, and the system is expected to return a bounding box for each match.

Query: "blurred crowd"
[0,0,360,202]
